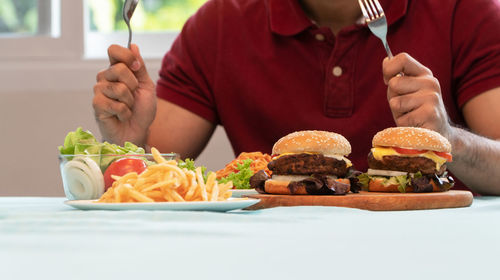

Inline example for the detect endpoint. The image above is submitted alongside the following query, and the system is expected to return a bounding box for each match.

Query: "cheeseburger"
[359,127,454,193]
[250,130,357,195]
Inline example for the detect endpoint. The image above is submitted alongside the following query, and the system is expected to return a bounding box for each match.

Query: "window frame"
[0,0,180,60]
[0,0,180,94]
[0,0,83,59]
[84,31,179,59]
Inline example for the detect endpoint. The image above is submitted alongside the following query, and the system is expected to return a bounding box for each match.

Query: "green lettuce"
[59,127,98,155]
[58,127,145,172]
[394,175,408,193]
[357,173,371,187]
[217,159,254,189]
[356,173,411,193]
[178,158,209,183]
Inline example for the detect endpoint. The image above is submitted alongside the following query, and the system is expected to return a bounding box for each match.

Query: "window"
[0,0,79,58]
[0,0,206,93]
[0,0,38,35]
[0,0,59,37]
[0,0,206,59]
[85,0,207,58]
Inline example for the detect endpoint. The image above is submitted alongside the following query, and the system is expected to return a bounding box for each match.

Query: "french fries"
[97,148,233,203]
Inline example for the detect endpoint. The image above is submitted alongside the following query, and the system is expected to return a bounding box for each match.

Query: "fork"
[123,0,139,49]
[358,0,393,58]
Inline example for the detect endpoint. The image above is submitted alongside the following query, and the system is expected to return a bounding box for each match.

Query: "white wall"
[0,59,234,197]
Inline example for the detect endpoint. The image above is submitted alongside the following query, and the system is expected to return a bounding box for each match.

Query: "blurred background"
[0,0,233,196]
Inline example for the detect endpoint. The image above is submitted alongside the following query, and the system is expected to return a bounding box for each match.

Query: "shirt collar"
[268,0,409,36]
[268,0,314,36]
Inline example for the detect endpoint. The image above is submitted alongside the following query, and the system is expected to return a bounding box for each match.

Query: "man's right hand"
[93,44,156,147]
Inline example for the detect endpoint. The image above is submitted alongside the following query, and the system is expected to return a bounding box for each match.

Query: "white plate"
[64,198,260,212]
[231,189,258,198]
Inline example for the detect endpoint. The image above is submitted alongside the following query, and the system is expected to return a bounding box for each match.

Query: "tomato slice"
[103,157,148,190]
[434,151,453,162]
[393,147,427,155]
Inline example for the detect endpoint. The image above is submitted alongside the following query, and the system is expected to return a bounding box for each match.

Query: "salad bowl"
[59,153,178,200]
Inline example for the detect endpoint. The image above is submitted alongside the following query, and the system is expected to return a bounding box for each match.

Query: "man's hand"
[382,53,452,138]
[93,44,156,147]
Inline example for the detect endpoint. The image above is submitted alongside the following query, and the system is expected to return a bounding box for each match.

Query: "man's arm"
[448,88,500,195]
[147,98,216,160]
[383,53,500,195]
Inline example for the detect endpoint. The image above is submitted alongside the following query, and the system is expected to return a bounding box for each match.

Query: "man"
[93,0,500,195]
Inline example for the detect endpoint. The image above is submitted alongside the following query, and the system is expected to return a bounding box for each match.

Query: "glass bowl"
[59,153,178,200]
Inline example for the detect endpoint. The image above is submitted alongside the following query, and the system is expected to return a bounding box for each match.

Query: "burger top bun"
[272,130,351,156]
[372,127,451,153]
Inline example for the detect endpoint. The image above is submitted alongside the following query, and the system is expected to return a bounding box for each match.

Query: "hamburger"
[358,127,455,193]
[249,130,357,195]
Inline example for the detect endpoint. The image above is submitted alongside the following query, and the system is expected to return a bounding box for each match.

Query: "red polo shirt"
[157,0,500,190]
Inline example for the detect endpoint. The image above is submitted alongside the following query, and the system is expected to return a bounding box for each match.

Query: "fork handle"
[383,40,393,59]
[381,39,403,76]
[126,22,132,49]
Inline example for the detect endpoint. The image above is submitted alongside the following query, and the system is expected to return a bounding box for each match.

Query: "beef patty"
[268,153,348,176]
[367,151,446,175]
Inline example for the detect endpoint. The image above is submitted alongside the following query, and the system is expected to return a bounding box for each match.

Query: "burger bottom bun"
[368,178,441,192]
[264,180,307,195]
[264,178,351,195]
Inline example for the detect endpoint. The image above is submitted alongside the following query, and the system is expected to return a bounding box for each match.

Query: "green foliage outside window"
[0,0,207,34]
[88,0,207,32]
[0,0,37,34]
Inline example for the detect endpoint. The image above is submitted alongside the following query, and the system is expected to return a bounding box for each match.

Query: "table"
[1,197,499,280]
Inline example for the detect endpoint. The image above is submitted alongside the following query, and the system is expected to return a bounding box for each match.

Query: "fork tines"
[358,0,385,22]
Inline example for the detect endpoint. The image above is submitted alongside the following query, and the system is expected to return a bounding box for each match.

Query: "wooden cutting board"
[244,190,473,211]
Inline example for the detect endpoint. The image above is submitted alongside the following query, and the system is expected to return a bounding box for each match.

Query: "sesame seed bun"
[372,127,451,153]
[272,130,351,156]
[264,178,351,195]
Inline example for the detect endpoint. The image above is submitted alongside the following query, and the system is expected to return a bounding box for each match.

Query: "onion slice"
[76,156,104,197]
[271,175,312,182]
[271,174,338,181]
[62,157,104,200]
[367,169,409,177]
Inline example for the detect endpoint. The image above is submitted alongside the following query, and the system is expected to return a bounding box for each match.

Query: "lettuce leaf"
[357,172,410,193]
[217,159,254,189]
[178,158,208,183]
[58,127,98,155]
[357,173,371,187]
[394,175,408,193]
[59,127,145,172]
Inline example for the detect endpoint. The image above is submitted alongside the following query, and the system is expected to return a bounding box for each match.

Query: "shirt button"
[332,66,343,77]
[315,34,325,41]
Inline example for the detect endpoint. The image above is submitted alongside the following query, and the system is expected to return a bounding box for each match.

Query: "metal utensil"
[358,0,393,58]
[123,0,139,48]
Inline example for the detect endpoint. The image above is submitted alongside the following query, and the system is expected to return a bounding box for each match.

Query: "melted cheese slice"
[371,147,447,171]
[272,152,352,167]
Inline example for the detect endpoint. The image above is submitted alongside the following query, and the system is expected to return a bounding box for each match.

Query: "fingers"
[383,54,449,132]
[130,44,151,81]
[96,63,139,92]
[383,52,433,84]
[387,84,449,132]
[94,59,138,123]
[388,90,441,120]
[108,44,140,70]
[95,45,144,113]
[393,100,444,130]
[94,81,135,108]
[386,75,441,100]
[107,44,150,80]
[92,88,133,122]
